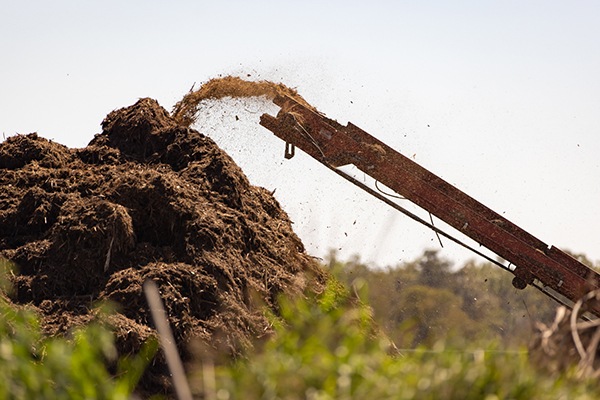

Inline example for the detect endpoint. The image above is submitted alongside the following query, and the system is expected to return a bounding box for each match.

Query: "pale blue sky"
[2,1,599,267]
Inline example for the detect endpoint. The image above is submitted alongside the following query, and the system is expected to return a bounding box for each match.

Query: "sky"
[1,0,599,269]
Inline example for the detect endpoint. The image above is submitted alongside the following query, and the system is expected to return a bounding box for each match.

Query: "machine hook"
[284,142,295,159]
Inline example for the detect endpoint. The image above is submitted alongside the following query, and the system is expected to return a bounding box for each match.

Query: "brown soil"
[0,96,325,397]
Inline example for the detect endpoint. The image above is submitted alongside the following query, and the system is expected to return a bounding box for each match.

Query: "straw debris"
[172,75,317,127]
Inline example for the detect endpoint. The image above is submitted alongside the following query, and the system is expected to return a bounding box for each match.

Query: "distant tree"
[454,260,559,342]
[392,284,477,347]
[324,249,568,349]
[414,250,454,289]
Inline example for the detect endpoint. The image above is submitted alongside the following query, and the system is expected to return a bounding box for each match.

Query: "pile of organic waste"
[0,79,326,396]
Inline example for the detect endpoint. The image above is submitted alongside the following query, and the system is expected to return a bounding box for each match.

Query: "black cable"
[328,165,513,272]
[374,180,406,199]
[429,212,444,248]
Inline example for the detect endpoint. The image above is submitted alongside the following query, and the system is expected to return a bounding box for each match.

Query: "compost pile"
[0,95,324,395]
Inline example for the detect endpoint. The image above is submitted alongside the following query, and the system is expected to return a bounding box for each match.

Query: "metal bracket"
[284,142,295,159]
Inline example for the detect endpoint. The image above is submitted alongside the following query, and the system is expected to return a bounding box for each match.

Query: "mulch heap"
[0,97,325,396]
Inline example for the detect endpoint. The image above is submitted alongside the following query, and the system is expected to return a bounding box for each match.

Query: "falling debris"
[172,75,317,127]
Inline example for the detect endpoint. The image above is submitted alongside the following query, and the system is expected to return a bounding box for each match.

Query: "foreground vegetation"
[195,278,600,400]
[0,259,157,400]
[2,252,600,399]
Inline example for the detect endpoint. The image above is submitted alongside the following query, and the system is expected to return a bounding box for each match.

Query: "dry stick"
[143,280,193,400]
[576,318,600,331]
[570,290,598,360]
[104,237,114,272]
[581,327,600,377]
[568,289,600,378]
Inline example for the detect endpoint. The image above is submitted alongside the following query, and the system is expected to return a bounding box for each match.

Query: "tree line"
[325,248,599,349]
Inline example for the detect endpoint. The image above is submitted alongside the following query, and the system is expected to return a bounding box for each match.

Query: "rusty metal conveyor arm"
[259,94,600,317]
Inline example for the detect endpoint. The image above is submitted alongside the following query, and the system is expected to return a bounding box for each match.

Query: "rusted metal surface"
[260,94,600,316]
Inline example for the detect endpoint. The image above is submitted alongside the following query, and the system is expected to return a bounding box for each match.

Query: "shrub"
[0,259,157,400]
[193,278,600,400]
